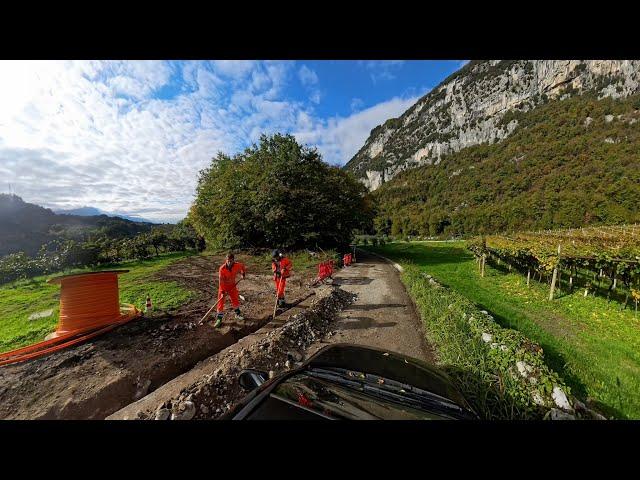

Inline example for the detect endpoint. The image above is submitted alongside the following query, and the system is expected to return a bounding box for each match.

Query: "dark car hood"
[306,344,469,408]
[224,344,477,420]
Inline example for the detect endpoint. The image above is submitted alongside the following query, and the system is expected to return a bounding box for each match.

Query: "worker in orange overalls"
[272,249,292,308]
[215,252,246,328]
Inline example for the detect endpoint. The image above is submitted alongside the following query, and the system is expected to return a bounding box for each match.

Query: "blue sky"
[0,60,465,222]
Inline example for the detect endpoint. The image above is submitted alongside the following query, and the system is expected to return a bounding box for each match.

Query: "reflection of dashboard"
[259,373,444,420]
[226,344,478,421]
[244,393,331,420]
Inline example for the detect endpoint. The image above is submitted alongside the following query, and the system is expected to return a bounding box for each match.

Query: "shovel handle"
[273,276,282,320]
[200,278,243,324]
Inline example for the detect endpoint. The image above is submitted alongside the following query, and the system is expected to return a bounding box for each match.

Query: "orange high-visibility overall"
[217,262,246,313]
[272,257,292,299]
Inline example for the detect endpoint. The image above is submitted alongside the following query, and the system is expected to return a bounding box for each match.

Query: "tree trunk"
[622,292,629,310]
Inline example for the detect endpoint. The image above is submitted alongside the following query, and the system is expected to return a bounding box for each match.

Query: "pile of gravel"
[147,286,356,420]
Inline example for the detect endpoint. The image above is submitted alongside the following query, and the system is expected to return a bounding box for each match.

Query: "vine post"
[480,235,487,278]
[549,244,561,301]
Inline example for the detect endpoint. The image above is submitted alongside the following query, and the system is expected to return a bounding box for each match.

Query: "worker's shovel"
[199,278,243,325]
[272,276,282,321]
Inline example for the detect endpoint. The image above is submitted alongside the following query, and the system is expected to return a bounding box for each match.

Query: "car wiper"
[305,368,366,391]
[306,367,469,418]
[360,384,465,419]
[311,367,463,408]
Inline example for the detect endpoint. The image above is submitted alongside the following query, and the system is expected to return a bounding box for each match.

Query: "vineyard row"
[468,231,640,311]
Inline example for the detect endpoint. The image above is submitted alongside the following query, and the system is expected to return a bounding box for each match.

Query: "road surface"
[310,251,435,363]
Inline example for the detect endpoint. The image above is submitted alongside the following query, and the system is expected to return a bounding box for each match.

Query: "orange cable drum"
[0,270,141,366]
[53,271,124,337]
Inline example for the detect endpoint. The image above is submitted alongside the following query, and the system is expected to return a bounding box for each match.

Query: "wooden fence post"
[549,244,561,301]
[481,254,486,278]
[527,269,531,287]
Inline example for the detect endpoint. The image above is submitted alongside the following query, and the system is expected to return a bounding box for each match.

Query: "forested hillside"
[0,194,156,256]
[372,94,640,237]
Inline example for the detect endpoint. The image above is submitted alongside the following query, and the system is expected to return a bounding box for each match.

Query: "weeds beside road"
[368,241,640,419]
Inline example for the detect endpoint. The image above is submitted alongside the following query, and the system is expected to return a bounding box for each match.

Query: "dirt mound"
[109,286,355,420]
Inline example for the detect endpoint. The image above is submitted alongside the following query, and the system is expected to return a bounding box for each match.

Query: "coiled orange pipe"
[0,270,141,367]
[53,271,125,337]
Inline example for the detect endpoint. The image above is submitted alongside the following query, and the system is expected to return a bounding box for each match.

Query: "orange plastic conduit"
[0,270,141,367]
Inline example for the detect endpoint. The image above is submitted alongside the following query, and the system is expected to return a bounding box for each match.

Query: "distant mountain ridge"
[0,194,156,256]
[345,60,640,190]
[54,206,154,224]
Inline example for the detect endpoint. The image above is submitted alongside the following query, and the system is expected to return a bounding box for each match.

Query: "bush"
[190,134,374,250]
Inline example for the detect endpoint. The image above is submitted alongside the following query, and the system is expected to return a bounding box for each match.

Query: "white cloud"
[0,60,421,222]
[211,60,256,79]
[297,64,321,104]
[293,94,419,166]
[298,65,318,86]
[309,90,321,104]
[0,60,280,222]
[361,60,405,69]
[350,98,364,112]
[359,60,406,84]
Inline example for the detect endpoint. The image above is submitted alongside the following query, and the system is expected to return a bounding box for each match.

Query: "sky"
[0,60,465,223]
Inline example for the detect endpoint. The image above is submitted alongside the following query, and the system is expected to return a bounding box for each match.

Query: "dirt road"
[309,251,435,362]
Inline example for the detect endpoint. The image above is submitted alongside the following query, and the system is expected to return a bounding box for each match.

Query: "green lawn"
[0,252,196,354]
[368,241,640,419]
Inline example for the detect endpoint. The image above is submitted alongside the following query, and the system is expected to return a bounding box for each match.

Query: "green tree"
[149,229,169,256]
[190,134,373,249]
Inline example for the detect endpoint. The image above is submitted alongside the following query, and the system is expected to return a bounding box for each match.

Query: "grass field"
[0,252,196,354]
[368,241,640,419]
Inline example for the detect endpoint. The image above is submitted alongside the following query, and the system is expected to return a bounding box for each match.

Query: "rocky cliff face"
[345,60,640,190]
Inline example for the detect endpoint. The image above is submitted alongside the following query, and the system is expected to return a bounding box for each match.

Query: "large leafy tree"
[189,133,373,249]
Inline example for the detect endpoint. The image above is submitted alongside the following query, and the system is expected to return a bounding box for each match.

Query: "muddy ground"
[109,252,435,420]
[109,285,354,420]
[0,253,318,420]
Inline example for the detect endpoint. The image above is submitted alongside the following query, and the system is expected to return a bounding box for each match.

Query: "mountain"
[0,195,156,257]
[54,206,154,224]
[55,206,106,217]
[371,92,640,237]
[345,60,640,190]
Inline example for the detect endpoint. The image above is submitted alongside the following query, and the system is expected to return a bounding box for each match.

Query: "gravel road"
[308,251,435,363]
